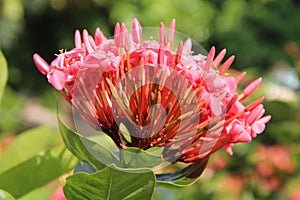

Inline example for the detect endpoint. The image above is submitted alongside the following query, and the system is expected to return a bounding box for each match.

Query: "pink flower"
[33,29,105,90]
[48,187,66,200]
[293,189,300,200]
[33,18,271,164]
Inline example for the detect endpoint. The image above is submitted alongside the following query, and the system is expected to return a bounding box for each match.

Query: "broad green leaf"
[120,147,164,168]
[0,51,8,106]
[58,116,123,170]
[0,87,23,133]
[0,126,61,173]
[0,189,15,200]
[156,157,208,188]
[156,176,200,189]
[64,167,156,200]
[88,133,119,153]
[0,146,77,198]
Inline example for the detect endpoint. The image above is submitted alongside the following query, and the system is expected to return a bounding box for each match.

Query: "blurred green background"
[1,0,300,199]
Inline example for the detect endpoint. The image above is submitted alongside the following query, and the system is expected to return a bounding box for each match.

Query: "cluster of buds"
[33,18,270,165]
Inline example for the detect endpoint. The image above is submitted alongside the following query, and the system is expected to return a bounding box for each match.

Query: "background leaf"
[0,51,8,106]
[0,126,61,173]
[0,146,78,198]
[18,186,56,200]
[64,167,156,200]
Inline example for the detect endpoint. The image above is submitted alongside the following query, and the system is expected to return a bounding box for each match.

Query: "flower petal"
[48,70,66,90]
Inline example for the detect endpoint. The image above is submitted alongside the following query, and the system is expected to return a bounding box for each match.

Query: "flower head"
[33,19,270,165]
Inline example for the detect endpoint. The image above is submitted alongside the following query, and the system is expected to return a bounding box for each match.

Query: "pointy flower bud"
[240,77,262,101]
[132,18,142,44]
[33,53,50,75]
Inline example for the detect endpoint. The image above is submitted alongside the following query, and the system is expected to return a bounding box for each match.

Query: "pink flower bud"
[213,48,226,68]
[132,18,142,44]
[120,23,130,51]
[219,55,235,75]
[94,27,106,46]
[245,96,265,111]
[235,71,246,84]
[208,46,215,60]
[159,22,165,46]
[83,29,94,53]
[74,29,82,48]
[204,46,215,70]
[182,39,192,55]
[114,22,121,48]
[168,18,176,49]
[240,77,262,101]
[33,53,50,75]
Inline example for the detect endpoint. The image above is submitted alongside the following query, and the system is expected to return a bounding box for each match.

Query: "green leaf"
[156,157,209,188]
[120,147,164,168]
[0,146,77,198]
[0,189,15,200]
[0,51,8,106]
[64,167,156,200]
[156,176,199,189]
[58,116,123,170]
[0,126,61,173]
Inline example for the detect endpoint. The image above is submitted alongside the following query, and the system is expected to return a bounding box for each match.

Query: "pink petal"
[224,77,237,93]
[230,121,252,142]
[48,70,66,90]
[210,96,222,116]
[251,115,271,136]
[213,75,225,89]
[224,143,234,155]
[259,115,272,124]
[111,56,121,70]
[251,122,266,135]
[246,104,264,125]
[228,101,245,115]
[235,128,252,142]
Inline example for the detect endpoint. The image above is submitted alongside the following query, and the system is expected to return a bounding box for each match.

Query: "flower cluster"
[33,18,270,164]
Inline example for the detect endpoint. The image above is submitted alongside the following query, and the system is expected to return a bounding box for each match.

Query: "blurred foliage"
[1,0,300,199]
[0,51,8,106]
[0,87,23,133]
